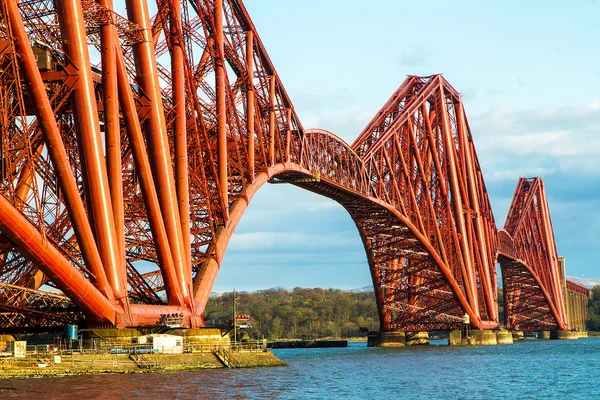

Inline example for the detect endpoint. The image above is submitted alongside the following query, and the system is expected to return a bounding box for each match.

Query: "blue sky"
[214,0,600,292]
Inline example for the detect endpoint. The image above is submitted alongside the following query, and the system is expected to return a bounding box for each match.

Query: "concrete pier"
[496,329,514,344]
[537,331,551,339]
[405,332,430,346]
[511,331,525,341]
[367,331,429,347]
[550,330,582,340]
[448,329,513,346]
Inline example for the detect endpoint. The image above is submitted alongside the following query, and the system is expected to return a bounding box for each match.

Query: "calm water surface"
[1,339,599,399]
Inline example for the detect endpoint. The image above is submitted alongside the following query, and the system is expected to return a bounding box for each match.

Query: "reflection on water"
[1,339,598,399]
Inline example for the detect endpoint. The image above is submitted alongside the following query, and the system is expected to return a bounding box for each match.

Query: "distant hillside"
[204,287,379,339]
[205,285,600,335]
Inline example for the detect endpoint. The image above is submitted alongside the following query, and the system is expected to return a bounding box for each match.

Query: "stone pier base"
[405,332,430,346]
[367,331,429,347]
[511,331,525,341]
[550,330,581,340]
[537,330,587,340]
[449,329,512,346]
[496,329,514,344]
[537,331,551,340]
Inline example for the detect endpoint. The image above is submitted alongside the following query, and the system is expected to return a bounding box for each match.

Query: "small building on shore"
[132,334,183,354]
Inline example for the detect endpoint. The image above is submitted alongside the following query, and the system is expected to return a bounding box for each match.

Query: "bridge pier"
[512,331,525,341]
[549,330,582,340]
[449,329,513,346]
[537,331,551,340]
[496,330,514,344]
[367,331,429,347]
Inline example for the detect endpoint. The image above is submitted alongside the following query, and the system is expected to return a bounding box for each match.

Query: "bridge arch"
[497,177,569,331]
[193,128,478,332]
[498,229,566,331]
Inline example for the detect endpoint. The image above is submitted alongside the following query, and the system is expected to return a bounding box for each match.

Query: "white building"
[132,334,183,354]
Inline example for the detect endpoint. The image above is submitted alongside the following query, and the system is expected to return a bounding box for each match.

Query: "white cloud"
[486,167,557,183]
[471,99,600,180]
[586,99,600,110]
[229,231,358,252]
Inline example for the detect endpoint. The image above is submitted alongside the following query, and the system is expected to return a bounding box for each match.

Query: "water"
[0,339,598,399]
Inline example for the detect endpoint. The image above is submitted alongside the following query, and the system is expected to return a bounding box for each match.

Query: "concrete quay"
[0,328,286,379]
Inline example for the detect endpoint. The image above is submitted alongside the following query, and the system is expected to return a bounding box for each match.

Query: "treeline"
[587,285,600,331]
[205,285,600,339]
[204,288,380,339]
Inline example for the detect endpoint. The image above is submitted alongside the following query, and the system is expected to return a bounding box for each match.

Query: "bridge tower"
[498,178,586,339]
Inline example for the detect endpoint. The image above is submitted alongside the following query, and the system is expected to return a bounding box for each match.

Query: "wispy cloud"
[229,231,359,252]
[469,99,600,270]
[471,99,600,179]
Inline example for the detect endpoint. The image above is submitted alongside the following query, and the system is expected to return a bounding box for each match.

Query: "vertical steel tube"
[170,0,192,281]
[246,31,255,179]
[56,0,125,300]
[125,0,190,305]
[539,185,567,325]
[439,85,478,314]
[455,101,496,321]
[268,75,276,165]
[3,0,113,300]
[14,144,41,207]
[14,145,45,291]
[115,49,185,307]
[98,0,127,298]
[215,0,228,209]
[285,108,291,162]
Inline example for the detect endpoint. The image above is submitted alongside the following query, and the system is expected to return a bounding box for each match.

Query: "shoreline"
[0,351,286,379]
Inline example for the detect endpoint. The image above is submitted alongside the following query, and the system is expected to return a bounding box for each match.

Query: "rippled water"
[1,339,598,399]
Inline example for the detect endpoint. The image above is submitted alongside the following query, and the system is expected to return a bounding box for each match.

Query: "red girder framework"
[349,75,499,331]
[0,0,570,332]
[0,282,82,332]
[498,178,568,331]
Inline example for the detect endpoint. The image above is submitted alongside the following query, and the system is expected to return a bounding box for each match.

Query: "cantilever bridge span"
[0,0,581,332]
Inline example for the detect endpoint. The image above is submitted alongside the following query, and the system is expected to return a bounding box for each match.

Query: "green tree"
[204,287,381,339]
[587,285,600,331]
[269,317,283,339]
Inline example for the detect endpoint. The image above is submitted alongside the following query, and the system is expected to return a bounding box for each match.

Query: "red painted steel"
[498,178,569,331]
[0,0,573,332]
[566,280,590,298]
[56,0,126,302]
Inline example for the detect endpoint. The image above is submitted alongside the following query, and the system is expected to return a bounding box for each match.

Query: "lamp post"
[232,289,238,349]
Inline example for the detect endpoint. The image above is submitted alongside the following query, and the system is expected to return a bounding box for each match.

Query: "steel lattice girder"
[0,0,569,332]
[498,178,568,331]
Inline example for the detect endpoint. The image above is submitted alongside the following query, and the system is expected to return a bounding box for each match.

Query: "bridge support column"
[449,330,511,346]
[367,331,429,347]
[496,329,514,344]
[537,331,551,340]
[550,330,579,340]
[511,331,525,341]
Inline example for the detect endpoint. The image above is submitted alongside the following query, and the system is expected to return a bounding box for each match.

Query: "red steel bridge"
[0,0,586,333]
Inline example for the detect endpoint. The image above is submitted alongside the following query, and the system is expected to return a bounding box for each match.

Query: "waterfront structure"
[0,0,588,337]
